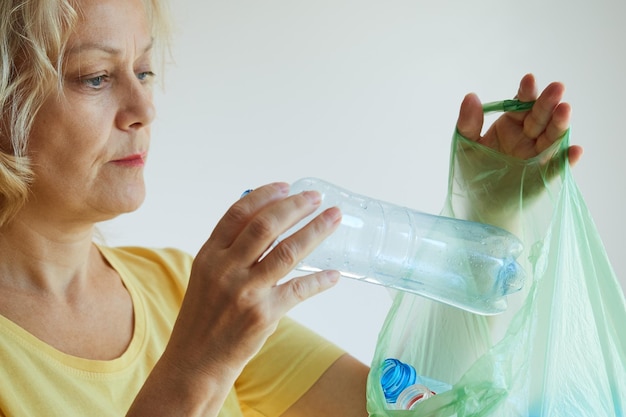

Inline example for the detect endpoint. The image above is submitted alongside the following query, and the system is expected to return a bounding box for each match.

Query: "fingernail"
[323,270,340,285]
[302,190,321,204]
[324,206,342,224]
[273,182,289,195]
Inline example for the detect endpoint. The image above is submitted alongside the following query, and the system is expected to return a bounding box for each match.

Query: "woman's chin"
[96,190,147,221]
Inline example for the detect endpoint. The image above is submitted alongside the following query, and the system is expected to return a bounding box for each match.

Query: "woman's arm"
[280,353,369,417]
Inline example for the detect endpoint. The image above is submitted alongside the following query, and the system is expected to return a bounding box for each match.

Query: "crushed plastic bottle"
[380,358,451,410]
[281,177,526,315]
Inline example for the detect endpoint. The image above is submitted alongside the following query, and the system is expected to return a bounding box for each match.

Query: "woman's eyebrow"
[67,39,154,57]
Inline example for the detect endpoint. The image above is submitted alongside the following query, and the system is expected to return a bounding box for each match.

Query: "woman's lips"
[111,152,147,167]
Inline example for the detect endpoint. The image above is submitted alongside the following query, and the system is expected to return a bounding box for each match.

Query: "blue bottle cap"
[380,358,417,403]
[500,258,525,294]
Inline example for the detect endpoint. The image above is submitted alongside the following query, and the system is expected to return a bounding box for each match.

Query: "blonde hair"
[0,0,171,227]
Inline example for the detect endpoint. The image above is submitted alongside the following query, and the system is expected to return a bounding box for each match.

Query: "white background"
[102,0,626,365]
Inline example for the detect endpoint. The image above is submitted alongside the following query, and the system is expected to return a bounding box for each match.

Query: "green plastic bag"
[366,101,626,416]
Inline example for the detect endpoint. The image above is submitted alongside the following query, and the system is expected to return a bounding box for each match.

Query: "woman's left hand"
[456,73,583,165]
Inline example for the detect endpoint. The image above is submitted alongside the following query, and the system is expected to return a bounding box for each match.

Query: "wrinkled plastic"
[366,102,626,416]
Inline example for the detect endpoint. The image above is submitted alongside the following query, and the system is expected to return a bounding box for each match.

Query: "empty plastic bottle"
[380,358,451,410]
[280,177,525,315]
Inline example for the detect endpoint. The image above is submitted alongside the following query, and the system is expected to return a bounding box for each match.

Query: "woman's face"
[26,0,156,225]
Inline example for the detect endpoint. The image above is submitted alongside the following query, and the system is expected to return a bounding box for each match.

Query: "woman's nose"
[115,77,156,131]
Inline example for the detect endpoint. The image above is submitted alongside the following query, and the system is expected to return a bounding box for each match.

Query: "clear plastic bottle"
[281,177,525,315]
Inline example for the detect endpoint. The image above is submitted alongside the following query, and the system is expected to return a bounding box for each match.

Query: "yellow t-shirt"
[0,246,344,416]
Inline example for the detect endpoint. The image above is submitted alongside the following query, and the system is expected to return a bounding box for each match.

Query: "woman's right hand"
[165,181,342,385]
[129,182,342,416]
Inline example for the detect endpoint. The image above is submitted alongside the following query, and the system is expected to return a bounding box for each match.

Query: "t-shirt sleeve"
[234,317,345,417]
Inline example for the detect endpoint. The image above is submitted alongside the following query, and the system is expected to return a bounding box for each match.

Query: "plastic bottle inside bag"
[281,177,526,315]
[380,358,451,410]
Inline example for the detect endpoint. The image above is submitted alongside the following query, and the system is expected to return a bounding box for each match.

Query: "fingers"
[198,179,343,300]
[456,93,484,142]
[253,205,342,282]
[274,269,341,313]
[180,186,342,370]
[516,73,539,102]
[568,145,584,166]
[526,80,580,166]
[266,207,342,313]
[522,81,565,139]
[229,190,332,267]
[207,182,290,249]
[504,73,539,124]
[535,101,571,153]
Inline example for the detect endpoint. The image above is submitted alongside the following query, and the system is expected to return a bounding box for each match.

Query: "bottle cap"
[500,259,525,294]
[380,358,417,403]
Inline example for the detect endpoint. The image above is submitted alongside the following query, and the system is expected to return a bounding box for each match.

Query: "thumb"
[456,93,484,142]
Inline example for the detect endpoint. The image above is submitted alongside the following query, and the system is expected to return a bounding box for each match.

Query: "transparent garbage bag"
[366,100,626,416]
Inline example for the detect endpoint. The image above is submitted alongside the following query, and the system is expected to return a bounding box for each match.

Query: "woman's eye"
[81,75,108,89]
[137,71,156,82]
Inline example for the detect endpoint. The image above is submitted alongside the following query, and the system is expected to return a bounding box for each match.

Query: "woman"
[0,0,582,415]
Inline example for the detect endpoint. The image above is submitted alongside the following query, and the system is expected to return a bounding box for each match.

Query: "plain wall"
[102,0,626,365]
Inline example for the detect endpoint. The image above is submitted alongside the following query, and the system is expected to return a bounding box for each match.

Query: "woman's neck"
[0,216,134,360]
[0,214,99,297]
